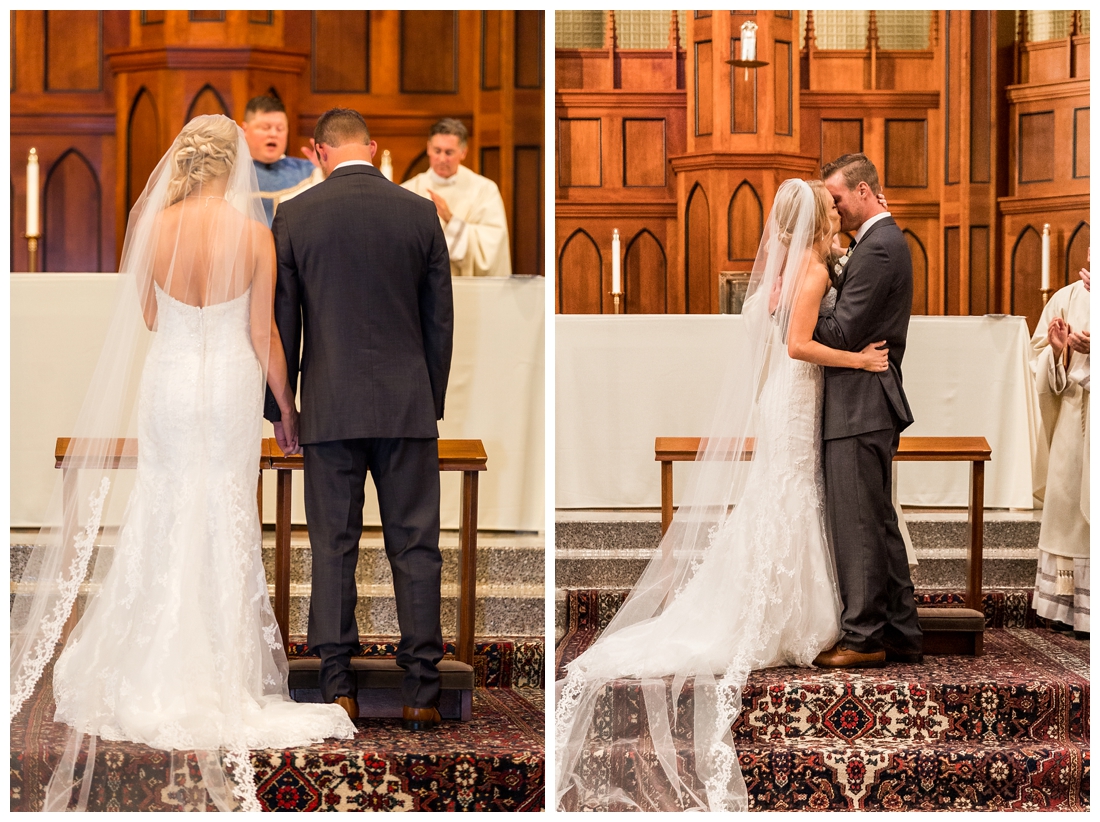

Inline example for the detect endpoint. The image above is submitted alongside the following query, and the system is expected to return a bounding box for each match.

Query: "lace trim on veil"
[10,478,110,720]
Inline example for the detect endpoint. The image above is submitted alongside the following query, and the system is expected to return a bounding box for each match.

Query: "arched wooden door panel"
[624,229,667,314]
[686,183,711,314]
[44,149,101,272]
[558,228,602,314]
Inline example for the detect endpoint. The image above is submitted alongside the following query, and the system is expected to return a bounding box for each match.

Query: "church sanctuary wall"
[11,275,544,532]
[11,10,544,276]
[555,10,1089,330]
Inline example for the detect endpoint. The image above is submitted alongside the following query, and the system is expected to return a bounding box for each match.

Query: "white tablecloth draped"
[556,315,1045,510]
[11,274,544,532]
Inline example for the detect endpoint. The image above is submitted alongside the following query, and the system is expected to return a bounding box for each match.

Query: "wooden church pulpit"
[654,436,992,656]
[54,436,488,720]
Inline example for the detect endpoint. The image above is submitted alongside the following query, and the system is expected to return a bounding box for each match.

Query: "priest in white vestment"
[402,118,512,277]
[1030,265,1090,634]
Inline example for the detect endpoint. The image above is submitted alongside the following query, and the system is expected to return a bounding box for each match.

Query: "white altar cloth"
[11,274,544,531]
[556,315,1045,510]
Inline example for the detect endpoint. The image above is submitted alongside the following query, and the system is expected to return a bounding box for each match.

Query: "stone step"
[10,529,545,638]
[555,511,1042,592]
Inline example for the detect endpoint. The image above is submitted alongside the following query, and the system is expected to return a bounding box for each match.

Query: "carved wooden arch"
[727,180,763,261]
[1011,224,1043,330]
[902,228,928,315]
[185,84,229,121]
[624,228,668,314]
[44,148,102,272]
[557,228,602,314]
[403,150,430,183]
[685,182,711,313]
[127,87,160,212]
[1065,220,1090,287]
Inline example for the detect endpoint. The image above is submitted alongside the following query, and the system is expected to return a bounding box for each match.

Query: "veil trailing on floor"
[9,115,287,811]
[555,179,833,811]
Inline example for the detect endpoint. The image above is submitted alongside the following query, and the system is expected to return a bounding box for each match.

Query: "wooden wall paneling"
[695,40,713,136]
[481,11,501,90]
[514,10,542,89]
[186,84,228,120]
[885,119,927,187]
[1065,221,1090,286]
[820,119,862,167]
[480,146,501,187]
[969,12,991,183]
[727,180,762,261]
[513,145,542,276]
[943,10,961,185]
[904,228,929,314]
[1018,111,1055,183]
[312,11,369,93]
[968,225,990,313]
[1073,106,1089,178]
[249,11,274,26]
[400,11,457,94]
[126,88,160,213]
[774,39,792,135]
[622,119,666,187]
[558,118,601,188]
[943,225,960,314]
[625,229,668,314]
[140,11,165,26]
[558,228,602,314]
[189,11,225,23]
[685,182,711,313]
[45,11,102,92]
[730,38,757,133]
[1010,226,1042,330]
[43,148,101,272]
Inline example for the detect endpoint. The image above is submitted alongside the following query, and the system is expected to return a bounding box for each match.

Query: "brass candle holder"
[25,234,39,273]
[612,291,622,315]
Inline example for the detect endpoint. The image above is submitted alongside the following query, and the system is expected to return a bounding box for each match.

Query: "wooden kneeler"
[261,438,487,721]
[655,436,992,656]
[55,437,488,721]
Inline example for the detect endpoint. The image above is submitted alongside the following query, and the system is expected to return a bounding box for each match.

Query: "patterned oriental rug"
[12,640,545,812]
[557,590,1089,811]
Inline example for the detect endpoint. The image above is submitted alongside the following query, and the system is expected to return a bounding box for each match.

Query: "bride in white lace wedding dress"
[10,115,354,812]
[555,179,889,811]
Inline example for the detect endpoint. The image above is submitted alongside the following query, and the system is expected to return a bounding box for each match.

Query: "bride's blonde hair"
[772,179,833,247]
[167,116,239,204]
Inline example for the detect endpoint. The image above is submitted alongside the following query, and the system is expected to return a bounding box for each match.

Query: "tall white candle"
[612,229,621,294]
[740,22,757,62]
[26,148,40,237]
[380,149,393,182]
[1041,224,1050,291]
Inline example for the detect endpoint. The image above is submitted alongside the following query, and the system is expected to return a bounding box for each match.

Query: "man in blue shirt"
[242,95,322,225]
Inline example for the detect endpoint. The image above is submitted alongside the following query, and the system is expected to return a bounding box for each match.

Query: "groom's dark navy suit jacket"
[813,216,913,439]
[263,163,453,441]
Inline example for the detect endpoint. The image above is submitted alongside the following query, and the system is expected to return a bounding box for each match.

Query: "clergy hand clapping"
[427,189,453,224]
[1068,329,1090,357]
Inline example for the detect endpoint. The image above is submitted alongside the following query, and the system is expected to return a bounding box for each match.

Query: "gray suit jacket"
[264,164,453,443]
[813,216,914,440]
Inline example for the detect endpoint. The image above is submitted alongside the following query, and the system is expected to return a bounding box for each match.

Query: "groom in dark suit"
[265,108,454,728]
[812,153,923,668]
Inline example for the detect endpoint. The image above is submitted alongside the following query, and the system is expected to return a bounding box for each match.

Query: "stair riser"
[564,744,1089,811]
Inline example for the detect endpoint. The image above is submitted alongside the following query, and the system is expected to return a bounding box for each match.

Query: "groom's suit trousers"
[824,419,922,655]
[304,437,443,709]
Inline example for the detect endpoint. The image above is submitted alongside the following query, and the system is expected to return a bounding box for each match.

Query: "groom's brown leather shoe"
[334,695,359,721]
[402,705,442,731]
[813,644,886,669]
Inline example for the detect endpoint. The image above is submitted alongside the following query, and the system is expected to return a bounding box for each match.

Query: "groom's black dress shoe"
[402,705,442,731]
[813,644,885,669]
[334,695,359,721]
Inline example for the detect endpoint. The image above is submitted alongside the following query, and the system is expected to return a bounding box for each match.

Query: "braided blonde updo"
[167,115,239,204]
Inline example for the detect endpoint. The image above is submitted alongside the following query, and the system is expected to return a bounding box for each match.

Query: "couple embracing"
[557,154,921,812]
[11,110,452,810]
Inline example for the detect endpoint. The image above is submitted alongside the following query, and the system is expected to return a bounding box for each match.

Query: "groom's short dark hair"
[822,153,882,195]
[314,108,371,147]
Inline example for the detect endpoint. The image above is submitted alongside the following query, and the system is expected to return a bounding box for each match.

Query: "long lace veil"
[10,115,278,811]
[555,179,827,811]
